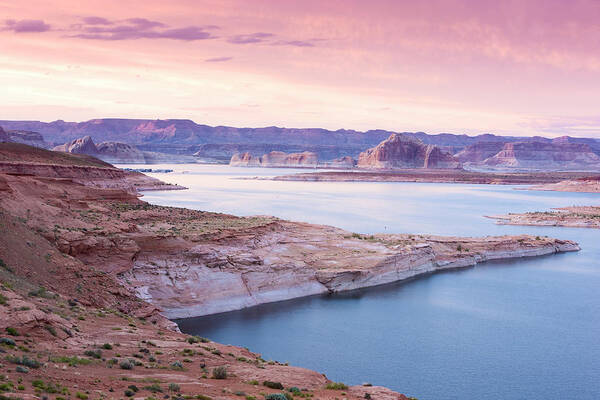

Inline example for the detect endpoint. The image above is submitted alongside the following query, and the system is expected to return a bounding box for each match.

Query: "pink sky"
[2,0,600,137]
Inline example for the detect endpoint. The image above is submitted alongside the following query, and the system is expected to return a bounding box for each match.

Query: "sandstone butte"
[356,134,461,169]
[0,142,581,400]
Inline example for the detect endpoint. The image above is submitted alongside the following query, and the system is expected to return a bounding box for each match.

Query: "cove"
[126,164,600,400]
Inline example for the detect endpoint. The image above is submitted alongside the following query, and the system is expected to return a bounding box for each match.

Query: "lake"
[120,164,600,400]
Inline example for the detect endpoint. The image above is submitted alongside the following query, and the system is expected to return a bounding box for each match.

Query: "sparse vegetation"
[263,381,284,390]
[326,382,348,390]
[212,366,227,379]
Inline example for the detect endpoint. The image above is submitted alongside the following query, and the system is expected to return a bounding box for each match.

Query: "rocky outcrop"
[482,141,600,170]
[53,136,194,164]
[0,125,48,148]
[324,156,357,168]
[230,152,262,167]
[96,141,147,163]
[0,125,8,142]
[487,205,600,228]
[193,143,365,163]
[455,141,507,163]
[230,151,319,168]
[357,134,462,169]
[53,135,99,154]
[0,142,185,194]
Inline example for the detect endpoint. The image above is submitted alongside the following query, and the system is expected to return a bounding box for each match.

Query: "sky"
[1,0,600,137]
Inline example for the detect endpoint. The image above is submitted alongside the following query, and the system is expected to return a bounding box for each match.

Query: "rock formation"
[325,156,357,168]
[0,125,48,148]
[53,136,194,164]
[0,125,8,142]
[482,141,600,170]
[53,135,99,154]
[357,134,462,169]
[455,141,507,163]
[230,151,319,167]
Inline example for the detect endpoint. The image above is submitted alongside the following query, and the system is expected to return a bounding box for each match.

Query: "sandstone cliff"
[0,125,48,148]
[455,141,507,163]
[54,136,195,164]
[357,134,462,169]
[482,141,600,170]
[230,151,319,168]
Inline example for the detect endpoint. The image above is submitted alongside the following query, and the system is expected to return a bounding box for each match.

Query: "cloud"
[227,32,274,44]
[81,16,113,25]
[69,17,217,41]
[272,40,315,47]
[205,56,233,62]
[4,19,51,33]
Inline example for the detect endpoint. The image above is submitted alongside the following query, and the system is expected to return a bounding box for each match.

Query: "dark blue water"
[124,164,600,400]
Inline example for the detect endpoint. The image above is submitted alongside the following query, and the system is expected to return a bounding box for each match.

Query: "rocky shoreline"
[487,206,600,228]
[270,170,596,187]
[128,230,578,319]
[0,143,584,400]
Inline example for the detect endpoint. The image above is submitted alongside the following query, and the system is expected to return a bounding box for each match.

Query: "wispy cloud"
[4,19,51,33]
[205,56,233,62]
[227,32,273,44]
[272,40,315,47]
[69,17,217,41]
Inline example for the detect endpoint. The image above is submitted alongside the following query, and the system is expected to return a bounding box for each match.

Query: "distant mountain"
[2,119,600,164]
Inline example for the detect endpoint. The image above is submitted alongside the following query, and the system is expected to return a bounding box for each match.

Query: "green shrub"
[124,389,135,397]
[288,387,301,394]
[7,355,41,369]
[127,385,139,392]
[168,383,181,392]
[171,360,183,369]
[120,360,134,370]
[15,366,29,373]
[194,395,211,400]
[247,380,259,386]
[143,384,163,393]
[264,394,287,400]
[5,327,19,336]
[325,382,348,390]
[263,381,284,390]
[76,392,88,400]
[0,338,15,346]
[84,350,102,359]
[212,366,227,379]
[50,356,91,366]
[102,343,113,350]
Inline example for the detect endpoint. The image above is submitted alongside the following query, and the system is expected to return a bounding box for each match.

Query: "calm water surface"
[121,164,600,400]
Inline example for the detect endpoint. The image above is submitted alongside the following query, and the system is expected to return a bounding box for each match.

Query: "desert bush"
[5,327,19,336]
[263,381,284,390]
[325,382,348,390]
[119,360,134,370]
[168,383,181,392]
[102,343,113,350]
[212,366,227,379]
[143,384,163,393]
[264,394,287,400]
[84,350,102,359]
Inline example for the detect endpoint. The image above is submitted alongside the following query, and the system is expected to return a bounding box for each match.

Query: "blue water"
[121,164,600,400]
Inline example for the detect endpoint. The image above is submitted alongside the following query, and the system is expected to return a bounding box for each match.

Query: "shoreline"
[486,206,600,228]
